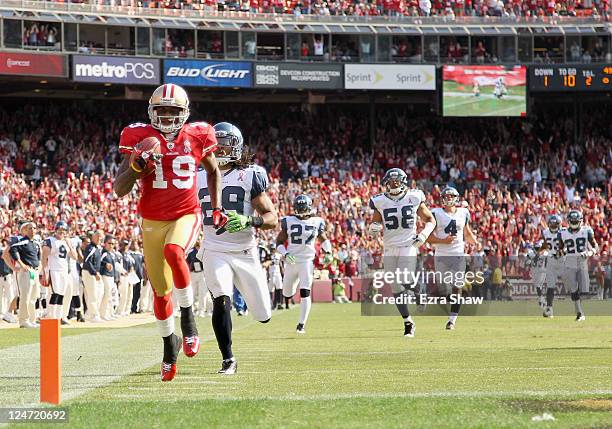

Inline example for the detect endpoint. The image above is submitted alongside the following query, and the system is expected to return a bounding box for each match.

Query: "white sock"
[449,313,458,324]
[174,285,194,309]
[156,314,175,337]
[403,316,413,324]
[298,296,312,325]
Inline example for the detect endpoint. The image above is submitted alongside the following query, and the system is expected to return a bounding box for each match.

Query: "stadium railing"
[2,0,608,24]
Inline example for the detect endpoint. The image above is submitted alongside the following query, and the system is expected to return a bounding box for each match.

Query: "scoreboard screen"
[530,65,612,91]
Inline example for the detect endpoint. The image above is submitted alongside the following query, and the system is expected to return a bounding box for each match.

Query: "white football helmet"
[148,84,190,134]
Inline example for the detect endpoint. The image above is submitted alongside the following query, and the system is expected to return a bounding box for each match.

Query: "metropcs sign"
[72,55,160,84]
[345,65,436,90]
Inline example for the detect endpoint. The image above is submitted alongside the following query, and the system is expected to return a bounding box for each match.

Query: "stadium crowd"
[61,0,610,19]
[0,101,610,325]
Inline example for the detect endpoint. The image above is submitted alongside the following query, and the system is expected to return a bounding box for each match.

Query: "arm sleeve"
[44,238,52,248]
[83,246,94,274]
[250,168,269,200]
[9,237,20,261]
[465,208,471,225]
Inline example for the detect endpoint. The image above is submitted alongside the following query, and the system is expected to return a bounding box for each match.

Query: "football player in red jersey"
[114,84,227,382]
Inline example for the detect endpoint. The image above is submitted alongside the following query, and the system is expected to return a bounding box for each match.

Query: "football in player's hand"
[131,136,162,177]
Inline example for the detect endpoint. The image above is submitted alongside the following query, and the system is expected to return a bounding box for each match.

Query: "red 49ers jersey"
[119,122,217,221]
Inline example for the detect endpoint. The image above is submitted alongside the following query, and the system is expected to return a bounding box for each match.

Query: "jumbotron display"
[442,65,527,117]
[530,65,612,92]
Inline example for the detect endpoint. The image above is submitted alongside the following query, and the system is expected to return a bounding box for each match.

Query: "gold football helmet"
[148,84,190,134]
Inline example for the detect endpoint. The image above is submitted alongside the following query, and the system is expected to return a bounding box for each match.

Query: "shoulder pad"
[184,122,211,134]
[251,164,267,174]
[121,123,152,137]
[413,189,426,201]
[119,123,154,154]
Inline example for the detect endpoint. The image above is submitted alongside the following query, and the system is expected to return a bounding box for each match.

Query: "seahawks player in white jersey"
[267,243,284,310]
[427,186,480,330]
[196,122,278,375]
[368,168,436,338]
[493,77,508,99]
[559,210,599,322]
[526,241,547,309]
[541,214,565,318]
[276,195,332,334]
[66,234,84,322]
[41,221,78,322]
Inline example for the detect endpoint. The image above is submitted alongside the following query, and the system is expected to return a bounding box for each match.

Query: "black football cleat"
[575,313,586,322]
[218,358,237,375]
[445,321,455,330]
[404,321,415,338]
[296,323,305,334]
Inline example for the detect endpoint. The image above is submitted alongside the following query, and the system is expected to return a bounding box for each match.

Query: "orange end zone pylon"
[40,319,61,404]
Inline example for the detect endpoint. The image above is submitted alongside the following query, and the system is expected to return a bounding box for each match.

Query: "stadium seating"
[0,102,609,276]
[36,0,611,18]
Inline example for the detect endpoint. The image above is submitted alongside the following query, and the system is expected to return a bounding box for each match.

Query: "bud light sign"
[164,60,252,88]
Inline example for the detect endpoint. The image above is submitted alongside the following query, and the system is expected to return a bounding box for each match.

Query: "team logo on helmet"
[55,221,68,231]
[148,84,190,134]
[382,168,408,197]
[213,122,244,166]
[294,194,313,218]
[441,186,460,207]
[567,210,583,230]
[547,214,561,231]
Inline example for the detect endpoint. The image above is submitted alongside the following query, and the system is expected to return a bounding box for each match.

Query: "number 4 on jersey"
[444,219,457,236]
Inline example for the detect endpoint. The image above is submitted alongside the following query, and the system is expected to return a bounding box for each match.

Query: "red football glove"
[212,208,228,230]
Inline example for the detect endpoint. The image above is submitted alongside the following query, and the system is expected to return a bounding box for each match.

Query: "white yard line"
[106,390,612,402]
[222,366,611,374]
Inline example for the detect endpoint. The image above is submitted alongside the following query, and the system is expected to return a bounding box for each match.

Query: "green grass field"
[443,81,527,117]
[2,304,612,429]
